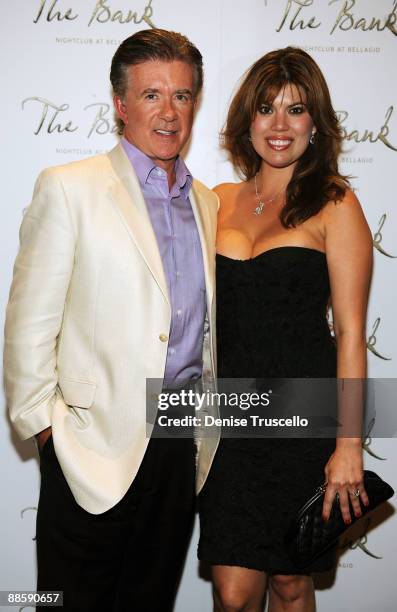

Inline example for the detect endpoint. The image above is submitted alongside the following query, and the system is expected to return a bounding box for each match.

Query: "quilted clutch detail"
[285,470,394,569]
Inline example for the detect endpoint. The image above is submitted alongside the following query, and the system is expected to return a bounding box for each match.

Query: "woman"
[198,47,373,611]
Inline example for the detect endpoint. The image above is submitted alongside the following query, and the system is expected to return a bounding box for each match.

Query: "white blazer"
[4,143,219,514]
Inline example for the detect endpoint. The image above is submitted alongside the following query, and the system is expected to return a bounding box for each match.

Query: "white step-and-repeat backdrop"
[1,1,396,610]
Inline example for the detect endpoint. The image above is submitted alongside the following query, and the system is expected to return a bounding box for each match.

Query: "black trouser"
[36,434,196,611]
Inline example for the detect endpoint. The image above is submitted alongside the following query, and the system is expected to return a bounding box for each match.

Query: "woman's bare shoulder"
[213,182,245,208]
[213,183,245,195]
[322,188,372,249]
[322,188,368,226]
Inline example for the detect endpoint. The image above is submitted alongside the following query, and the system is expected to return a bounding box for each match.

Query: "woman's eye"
[258,104,272,114]
[289,105,305,114]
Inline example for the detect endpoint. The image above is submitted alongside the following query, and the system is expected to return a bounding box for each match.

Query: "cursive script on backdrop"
[362,418,387,460]
[367,317,391,361]
[33,0,156,28]
[274,0,397,36]
[337,107,397,152]
[373,214,397,258]
[339,517,383,559]
[21,506,38,541]
[22,97,120,137]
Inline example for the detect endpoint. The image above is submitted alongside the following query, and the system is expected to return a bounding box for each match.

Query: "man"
[4,29,218,611]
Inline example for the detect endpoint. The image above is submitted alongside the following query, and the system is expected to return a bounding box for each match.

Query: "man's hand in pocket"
[36,426,52,451]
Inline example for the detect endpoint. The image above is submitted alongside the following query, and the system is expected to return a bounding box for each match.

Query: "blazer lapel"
[107,144,170,306]
[190,182,215,306]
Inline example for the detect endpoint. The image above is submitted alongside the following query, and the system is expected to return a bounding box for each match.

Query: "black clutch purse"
[285,470,394,569]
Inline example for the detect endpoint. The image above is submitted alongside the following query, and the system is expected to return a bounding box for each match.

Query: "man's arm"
[4,168,76,441]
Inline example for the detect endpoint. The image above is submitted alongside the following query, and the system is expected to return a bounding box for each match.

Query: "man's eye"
[176,94,189,102]
[258,104,272,114]
[145,94,157,100]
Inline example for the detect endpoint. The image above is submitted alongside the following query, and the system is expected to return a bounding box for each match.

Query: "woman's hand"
[322,441,369,524]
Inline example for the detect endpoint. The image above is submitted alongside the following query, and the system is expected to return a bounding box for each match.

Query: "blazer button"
[159,333,168,342]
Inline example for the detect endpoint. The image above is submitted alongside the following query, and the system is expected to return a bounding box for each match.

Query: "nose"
[272,109,289,131]
[160,97,177,122]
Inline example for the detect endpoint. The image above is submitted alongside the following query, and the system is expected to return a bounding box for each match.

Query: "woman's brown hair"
[222,47,349,227]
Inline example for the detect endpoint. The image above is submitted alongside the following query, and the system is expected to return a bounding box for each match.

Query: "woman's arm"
[321,189,373,523]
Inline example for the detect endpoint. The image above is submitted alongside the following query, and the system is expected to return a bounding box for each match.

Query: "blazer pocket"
[58,377,97,409]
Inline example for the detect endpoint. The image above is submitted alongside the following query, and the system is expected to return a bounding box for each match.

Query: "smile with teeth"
[155,129,177,136]
[267,138,292,150]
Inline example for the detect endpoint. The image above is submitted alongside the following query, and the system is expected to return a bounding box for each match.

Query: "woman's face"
[250,83,316,171]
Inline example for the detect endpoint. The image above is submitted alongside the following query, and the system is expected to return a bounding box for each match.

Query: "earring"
[309,133,316,145]
[248,135,252,142]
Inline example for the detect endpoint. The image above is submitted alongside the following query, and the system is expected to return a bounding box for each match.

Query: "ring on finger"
[349,489,360,498]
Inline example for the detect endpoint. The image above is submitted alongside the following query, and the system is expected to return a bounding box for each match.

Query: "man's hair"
[223,46,350,227]
[110,28,203,99]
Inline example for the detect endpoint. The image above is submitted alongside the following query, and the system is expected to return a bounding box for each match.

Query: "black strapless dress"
[198,247,337,574]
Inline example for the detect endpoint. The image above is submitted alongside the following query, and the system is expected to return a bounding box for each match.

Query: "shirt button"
[169,348,175,355]
[177,309,182,317]
[159,333,168,342]
[176,271,181,278]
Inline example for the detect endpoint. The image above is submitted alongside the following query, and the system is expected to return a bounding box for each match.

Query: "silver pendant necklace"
[253,173,284,216]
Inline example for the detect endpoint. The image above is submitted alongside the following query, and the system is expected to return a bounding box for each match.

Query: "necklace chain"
[253,174,284,216]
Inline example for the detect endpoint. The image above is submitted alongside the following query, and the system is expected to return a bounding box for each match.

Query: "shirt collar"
[121,137,193,197]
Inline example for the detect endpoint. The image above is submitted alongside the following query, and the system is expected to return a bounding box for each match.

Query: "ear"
[113,95,128,125]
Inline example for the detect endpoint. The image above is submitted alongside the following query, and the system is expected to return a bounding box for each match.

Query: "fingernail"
[355,512,362,518]
[345,518,352,525]
[364,500,369,507]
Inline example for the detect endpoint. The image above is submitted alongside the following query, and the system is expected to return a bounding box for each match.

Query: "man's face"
[114,60,196,175]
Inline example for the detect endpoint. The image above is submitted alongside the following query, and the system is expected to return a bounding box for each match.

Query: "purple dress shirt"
[121,138,206,388]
